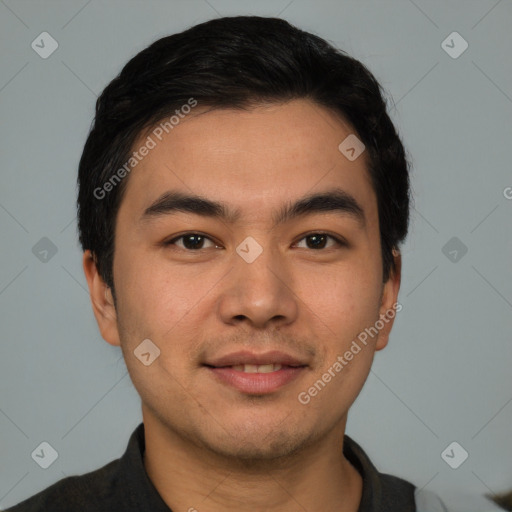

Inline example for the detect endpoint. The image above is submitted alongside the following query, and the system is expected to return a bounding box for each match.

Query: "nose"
[216,239,299,330]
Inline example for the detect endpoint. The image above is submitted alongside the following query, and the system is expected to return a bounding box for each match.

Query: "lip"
[204,350,307,367]
[205,366,306,394]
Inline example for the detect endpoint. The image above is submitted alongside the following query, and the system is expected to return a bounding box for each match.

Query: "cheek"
[296,258,382,338]
[113,247,204,337]
[297,267,381,413]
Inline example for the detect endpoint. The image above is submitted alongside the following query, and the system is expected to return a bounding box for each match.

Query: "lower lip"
[205,366,306,394]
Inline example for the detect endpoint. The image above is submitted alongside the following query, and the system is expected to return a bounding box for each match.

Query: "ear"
[375,249,402,351]
[82,250,121,347]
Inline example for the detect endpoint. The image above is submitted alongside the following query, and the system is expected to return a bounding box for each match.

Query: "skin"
[83,99,401,512]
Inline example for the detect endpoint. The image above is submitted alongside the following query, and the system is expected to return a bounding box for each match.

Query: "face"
[84,99,400,461]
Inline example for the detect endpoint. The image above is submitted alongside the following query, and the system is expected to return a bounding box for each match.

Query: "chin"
[203,423,317,463]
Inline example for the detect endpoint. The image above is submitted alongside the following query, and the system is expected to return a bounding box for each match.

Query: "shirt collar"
[114,423,170,510]
[343,434,383,511]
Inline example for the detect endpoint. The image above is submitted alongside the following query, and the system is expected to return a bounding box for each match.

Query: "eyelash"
[163,232,346,251]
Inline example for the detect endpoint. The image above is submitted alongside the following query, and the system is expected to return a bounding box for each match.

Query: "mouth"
[207,363,301,373]
[203,363,308,394]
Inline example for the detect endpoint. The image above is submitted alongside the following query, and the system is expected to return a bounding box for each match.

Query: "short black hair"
[77,15,411,297]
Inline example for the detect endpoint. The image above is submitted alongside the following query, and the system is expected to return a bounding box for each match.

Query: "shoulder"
[378,471,417,509]
[375,472,449,511]
[4,459,119,512]
[5,423,148,512]
[343,434,449,511]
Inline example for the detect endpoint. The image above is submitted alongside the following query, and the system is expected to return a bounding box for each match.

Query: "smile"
[204,365,307,394]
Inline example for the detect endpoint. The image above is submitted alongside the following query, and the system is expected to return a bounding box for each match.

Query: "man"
[7,15,448,512]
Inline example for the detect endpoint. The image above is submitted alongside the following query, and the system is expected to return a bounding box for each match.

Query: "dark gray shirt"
[6,422,419,511]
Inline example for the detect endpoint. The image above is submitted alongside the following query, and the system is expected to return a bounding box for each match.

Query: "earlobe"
[375,249,402,351]
[82,250,121,347]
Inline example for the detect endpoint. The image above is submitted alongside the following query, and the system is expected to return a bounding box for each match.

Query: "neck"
[142,413,362,512]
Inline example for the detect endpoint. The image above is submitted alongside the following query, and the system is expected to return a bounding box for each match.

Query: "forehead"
[119,99,377,226]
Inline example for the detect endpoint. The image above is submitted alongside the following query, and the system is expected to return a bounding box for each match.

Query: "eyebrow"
[141,188,366,228]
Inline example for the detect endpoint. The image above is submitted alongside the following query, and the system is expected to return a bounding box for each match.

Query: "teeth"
[231,363,283,373]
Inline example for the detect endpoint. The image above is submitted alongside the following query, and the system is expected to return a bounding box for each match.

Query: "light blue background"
[1,1,511,511]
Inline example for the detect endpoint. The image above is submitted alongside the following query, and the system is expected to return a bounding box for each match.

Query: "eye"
[164,233,220,251]
[163,232,345,251]
[295,233,345,250]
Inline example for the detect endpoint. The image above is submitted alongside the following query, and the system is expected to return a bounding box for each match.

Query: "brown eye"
[165,233,218,250]
[295,233,344,250]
